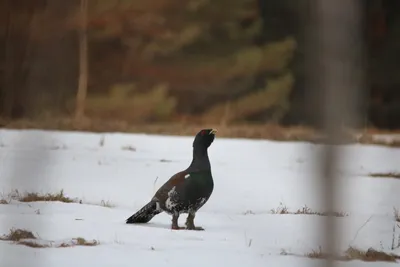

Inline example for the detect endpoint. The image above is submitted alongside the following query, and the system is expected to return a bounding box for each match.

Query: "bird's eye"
[201,130,206,135]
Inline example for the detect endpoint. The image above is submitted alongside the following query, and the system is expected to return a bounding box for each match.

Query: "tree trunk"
[1,0,36,119]
[74,0,88,123]
[3,5,15,118]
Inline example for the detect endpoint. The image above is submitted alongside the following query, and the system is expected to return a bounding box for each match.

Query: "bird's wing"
[152,171,187,203]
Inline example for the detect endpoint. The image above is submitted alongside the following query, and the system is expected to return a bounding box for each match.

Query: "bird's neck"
[187,147,211,172]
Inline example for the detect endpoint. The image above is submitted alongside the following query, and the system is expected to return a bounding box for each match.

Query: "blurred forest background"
[0,0,399,137]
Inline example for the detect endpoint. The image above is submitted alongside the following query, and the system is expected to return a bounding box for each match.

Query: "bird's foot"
[171,224,185,230]
[185,213,204,230]
[185,225,204,231]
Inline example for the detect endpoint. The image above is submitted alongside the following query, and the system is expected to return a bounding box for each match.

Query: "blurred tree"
[0,0,46,118]
[81,0,296,123]
[74,0,88,124]
[1,0,79,119]
[0,0,398,128]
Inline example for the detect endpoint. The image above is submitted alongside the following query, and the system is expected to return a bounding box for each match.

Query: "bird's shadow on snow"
[125,222,172,230]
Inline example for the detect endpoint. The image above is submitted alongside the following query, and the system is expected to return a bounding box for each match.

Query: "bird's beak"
[209,129,217,135]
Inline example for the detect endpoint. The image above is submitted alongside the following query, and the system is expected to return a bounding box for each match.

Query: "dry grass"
[100,200,114,208]
[305,246,328,259]
[17,240,49,248]
[343,247,399,262]
[0,228,36,242]
[302,246,400,262]
[294,206,348,217]
[75,237,99,246]
[1,116,399,147]
[0,117,321,141]
[270,204,290,214]
[59,237,99,247]
[0,228,48,248]
[0,228,99,248]
[368,172,400,179]
[18,190,75,203]
[357,134,400,147]
[2,189,115,208]
[270,204,348,217]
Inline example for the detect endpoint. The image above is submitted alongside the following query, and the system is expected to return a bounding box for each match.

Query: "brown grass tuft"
[19,190,74,203]
[0,229,99,248]
[270,204,348,217]
[4,189,114,208]
[59,237,99,247]
[302,247,400,262]
[57,243,71,248]
[0,228,49,248]
[369,172,400,179]
[2,116,400,147]
[18,240,49,248]
[270,204,290,214]
[295,205,348,217]
[305,246,328,259]
[344,247,399,262]
[0,199,9,204]
[357,134,400,148]
[0,228,36,241]
[75,237,99,246]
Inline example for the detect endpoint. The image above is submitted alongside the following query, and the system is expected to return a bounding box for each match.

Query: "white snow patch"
[0,129,399,267]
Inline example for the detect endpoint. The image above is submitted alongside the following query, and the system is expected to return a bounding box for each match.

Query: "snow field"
[0,129,399,267]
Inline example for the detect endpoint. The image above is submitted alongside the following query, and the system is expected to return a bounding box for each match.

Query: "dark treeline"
[0,0,399,128]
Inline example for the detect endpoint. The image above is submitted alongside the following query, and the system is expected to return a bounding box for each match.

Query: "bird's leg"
[185,212,204,231]
[171,213,184,230]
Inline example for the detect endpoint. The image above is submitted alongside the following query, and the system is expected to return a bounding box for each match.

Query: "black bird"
[126,128,217,230]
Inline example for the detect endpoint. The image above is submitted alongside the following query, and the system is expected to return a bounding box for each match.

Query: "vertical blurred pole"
[75,0,88,124]
[305,0,366,265]
[3,0,15,118]
[2,1,49,266]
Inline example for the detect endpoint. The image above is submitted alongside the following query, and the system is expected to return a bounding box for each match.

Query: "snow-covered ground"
[0,129,399,267]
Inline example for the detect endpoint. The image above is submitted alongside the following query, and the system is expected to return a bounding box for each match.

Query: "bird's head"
[193,128,217,149]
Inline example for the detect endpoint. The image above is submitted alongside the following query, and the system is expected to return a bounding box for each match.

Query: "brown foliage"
[269,204,348,217]
[18,190,74,203]
[83,83,177,122]
[343,247,399,262]
[1,1,399,128]
[59,237,99,247]
[0,228,36,242]
[1,116,400,147]
[369,172,400,179]
[203,72,294,124]
[0,228,99,248]
[302,247,399,262]
[0,0,300,125]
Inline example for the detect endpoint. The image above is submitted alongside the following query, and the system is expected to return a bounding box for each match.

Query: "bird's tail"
[126,201,161,224]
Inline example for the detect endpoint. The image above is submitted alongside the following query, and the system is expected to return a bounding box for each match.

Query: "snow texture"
[0,129,399,267]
